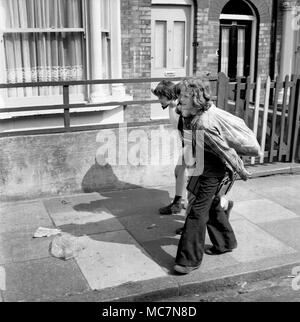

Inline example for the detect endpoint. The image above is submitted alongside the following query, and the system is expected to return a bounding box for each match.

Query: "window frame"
[0,0,128,121]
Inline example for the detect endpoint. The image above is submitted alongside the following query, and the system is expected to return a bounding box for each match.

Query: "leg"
[175,176,221,268]
[206,196,237,253]
[175,190,195,235]
[175,163,186,198]
[159,158,186,215]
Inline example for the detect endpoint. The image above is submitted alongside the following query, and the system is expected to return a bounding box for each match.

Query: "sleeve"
[194,127,251,181]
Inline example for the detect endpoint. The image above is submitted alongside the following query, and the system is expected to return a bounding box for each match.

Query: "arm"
[168,100,180,129]
[195,127,251,181]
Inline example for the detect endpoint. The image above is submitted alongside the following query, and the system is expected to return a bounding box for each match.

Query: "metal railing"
[0,74,299,164]
[0,76,218,137]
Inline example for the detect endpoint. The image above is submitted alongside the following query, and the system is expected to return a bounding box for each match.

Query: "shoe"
[175,227,184,235]
[159,202,182,215]
[225,200,234,219]
[204,246,233,255]
[173,264,200,275]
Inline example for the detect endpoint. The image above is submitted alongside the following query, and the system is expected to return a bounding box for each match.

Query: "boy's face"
[178,90,194,117]
[157,95,171,109]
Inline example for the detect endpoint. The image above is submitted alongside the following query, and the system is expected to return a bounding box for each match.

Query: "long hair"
[151,80,177,100]
[176,77,212,112]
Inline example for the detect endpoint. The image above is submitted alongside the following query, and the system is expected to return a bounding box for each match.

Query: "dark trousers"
[175,176,237,267]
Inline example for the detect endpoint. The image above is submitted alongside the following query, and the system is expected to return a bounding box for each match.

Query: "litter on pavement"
[33,227,61,238]
[147,224,157,230]
[49,233,89,260]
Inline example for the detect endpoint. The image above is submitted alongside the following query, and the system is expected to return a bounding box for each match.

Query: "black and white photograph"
[0,0,300,307]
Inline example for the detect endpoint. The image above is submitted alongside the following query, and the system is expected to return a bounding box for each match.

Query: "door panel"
[151,5,192,119]
[154,21,167,68]
[173,21,185,68]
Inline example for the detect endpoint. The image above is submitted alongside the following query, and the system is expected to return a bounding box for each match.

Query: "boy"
[173,78,250,275]
[152,80,234,225]
[152,80,194,215]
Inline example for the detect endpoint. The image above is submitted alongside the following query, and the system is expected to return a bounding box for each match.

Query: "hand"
[240,169,251,181]
[169,100,177,109]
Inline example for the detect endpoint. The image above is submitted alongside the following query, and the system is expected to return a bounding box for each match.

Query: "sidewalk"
[1,166,300,302]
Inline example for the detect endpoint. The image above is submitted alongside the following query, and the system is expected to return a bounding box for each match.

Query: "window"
[100,0,112,96]
[2,0,86,104]
[0,0,125,116]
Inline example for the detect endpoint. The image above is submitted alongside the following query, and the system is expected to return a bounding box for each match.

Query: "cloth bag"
[195,104,262,157]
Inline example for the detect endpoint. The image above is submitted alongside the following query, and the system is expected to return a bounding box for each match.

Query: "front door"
[219,20,252,81]
[151,5,192,119]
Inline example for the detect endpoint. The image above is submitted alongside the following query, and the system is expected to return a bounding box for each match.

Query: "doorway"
[218,0,257,82]
[150,4,193,119]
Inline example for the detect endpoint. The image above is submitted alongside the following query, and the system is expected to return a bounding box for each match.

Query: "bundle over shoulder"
[192,104,262,157]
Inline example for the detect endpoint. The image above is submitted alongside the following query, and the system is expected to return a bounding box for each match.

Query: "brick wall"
[121,0,152,122]
[119,0,277,121]
[194,0,274,78]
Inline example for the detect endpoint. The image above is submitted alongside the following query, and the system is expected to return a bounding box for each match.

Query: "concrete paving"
[0,171,300,301]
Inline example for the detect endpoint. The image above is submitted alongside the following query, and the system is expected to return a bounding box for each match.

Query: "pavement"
[1,163,300,302]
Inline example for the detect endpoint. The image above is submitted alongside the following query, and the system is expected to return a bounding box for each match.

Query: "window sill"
[0,93,133,119]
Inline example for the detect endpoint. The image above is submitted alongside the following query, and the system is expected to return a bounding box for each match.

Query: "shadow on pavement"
[53,161,184,273]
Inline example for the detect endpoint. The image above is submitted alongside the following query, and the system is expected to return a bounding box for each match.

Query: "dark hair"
[178,77,211,112]
[151,80,177,100]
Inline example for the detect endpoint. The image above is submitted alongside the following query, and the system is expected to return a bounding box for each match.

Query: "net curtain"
[3,0,84,97]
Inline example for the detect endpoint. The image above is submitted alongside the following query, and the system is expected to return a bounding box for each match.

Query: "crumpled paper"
[33,227,61,238]
[49,233,89,260]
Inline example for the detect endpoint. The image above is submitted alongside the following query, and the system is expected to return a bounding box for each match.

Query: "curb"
[236,162,300,181]
[48,259,300,302]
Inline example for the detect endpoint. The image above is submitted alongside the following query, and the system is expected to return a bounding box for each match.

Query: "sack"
[198,105,262,157]
[50,233,88,260]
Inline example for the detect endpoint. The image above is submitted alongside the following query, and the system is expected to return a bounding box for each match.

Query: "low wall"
[0,122,182,201]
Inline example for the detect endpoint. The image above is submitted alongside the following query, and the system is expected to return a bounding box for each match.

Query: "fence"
[216,72,300,164]
[0,73,299,164]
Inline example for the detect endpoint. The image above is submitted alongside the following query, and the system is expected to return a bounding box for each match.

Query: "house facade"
[0,0,299,132]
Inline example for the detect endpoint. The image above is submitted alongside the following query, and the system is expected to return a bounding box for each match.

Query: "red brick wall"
[121,0,152,122]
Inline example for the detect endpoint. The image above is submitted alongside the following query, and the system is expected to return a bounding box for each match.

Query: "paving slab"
[0,266,5,298]
[140,237,180,271]
[100,187,171,217]
[2,257,89,302]
[43,193,108,214]
[233,199,299,224]
[227,182,265,202]
[259,218,300,252]
[230,219,296,262]
[44,198,123,236]
[0,201,53,234]
[141,234,239,273]
[0,230,53,265]
[75,231,167,290]
[251,186,300,215]
[245,174,300,190]
[119,211,186,243]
